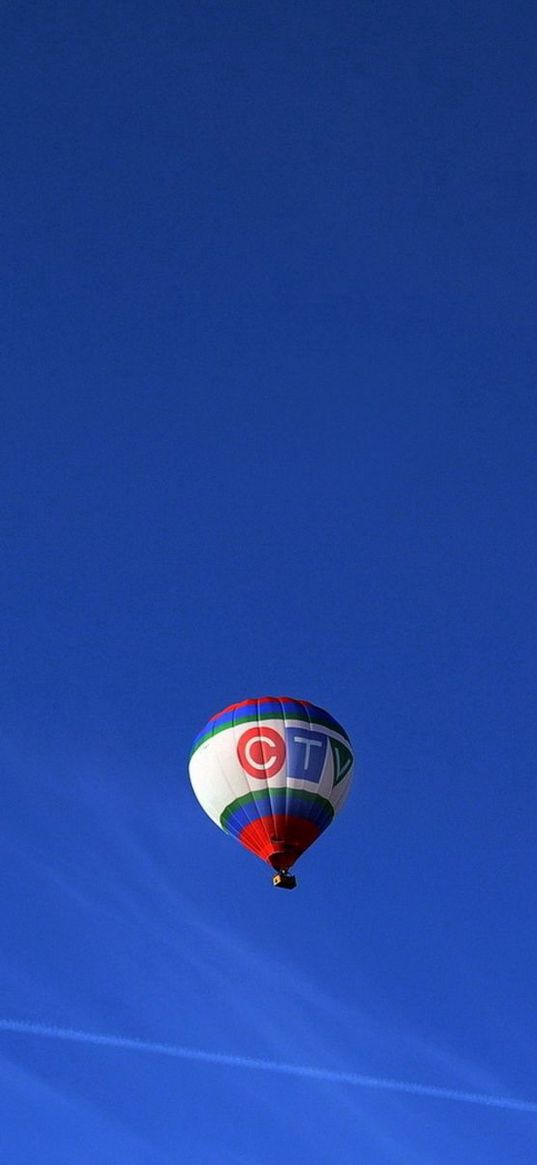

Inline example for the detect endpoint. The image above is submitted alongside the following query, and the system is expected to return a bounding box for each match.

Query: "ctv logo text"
[237,725,333,783]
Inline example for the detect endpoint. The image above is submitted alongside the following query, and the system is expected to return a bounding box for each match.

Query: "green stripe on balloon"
[220,788,334,833]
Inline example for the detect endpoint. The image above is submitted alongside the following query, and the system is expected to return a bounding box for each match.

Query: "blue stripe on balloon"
[190,697,349,755]
[220,789,334,838]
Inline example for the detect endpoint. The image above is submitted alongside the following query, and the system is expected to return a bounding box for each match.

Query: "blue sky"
[1,1,537,1161]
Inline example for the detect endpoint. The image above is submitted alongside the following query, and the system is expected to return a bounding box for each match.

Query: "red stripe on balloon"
[216,696,310,715]
[238,815,322,870]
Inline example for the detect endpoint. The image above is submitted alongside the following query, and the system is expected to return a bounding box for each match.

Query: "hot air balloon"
[188,696,354,889]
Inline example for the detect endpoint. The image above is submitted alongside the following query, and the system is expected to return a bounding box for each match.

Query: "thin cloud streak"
[0,1019,535,1115]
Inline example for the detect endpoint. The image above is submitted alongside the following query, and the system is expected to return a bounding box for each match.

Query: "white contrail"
[0,1018,535,1114]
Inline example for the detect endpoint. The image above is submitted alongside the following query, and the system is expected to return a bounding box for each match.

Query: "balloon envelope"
[189,696,354,875]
